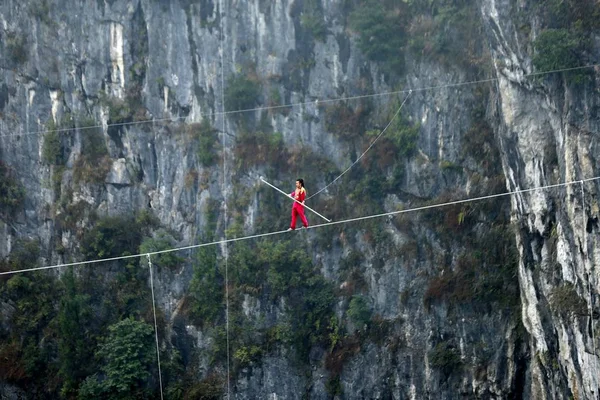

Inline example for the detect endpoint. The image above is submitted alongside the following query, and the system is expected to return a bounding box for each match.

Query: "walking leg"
[299,209,309,228]
[290,208,298,229]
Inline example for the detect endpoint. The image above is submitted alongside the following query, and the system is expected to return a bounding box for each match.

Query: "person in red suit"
[288,178,309,230]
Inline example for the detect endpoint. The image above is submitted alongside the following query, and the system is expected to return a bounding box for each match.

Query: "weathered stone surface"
[0,0,598,398]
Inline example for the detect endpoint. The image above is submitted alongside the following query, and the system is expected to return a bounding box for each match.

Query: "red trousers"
[290,206,309,229]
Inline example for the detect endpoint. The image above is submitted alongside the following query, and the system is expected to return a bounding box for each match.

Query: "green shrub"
[268,87,282,107]
[73,126,111,184]
[324,102,371,140]
[233,345,262,368]
[42,116,74,166]
[4,239,40,271]
[139,230,183,270]
[0,162,25,217]
[429,341,462,375]
[550,284,588,318]
[347,295,372,328]
[0,244,59,390]
[78,318,155,399]
[538,0,600,30]
[5,32,28,65]
[349,174,387,213]
[81,216,144,259]
[183,374,223,400]
[387,115,420,159]
[99,93,136,125]
[349,0,407,74]
[532,29,588,81]
[226,239,335,360]
[42,116,74,194]
[340,251,363,272]
[42,130,63,165]
[234,130,286,170]
[29,0,52,25]
[301,13,327,41]
[407,3,483,69]
[81,126,108,158]
[325,375,343,396]
[461,105,501,175]
[77,376,104,399]
[423,225,519,310]
[224,75,260,113]
[187,245,223,326]
[300,0,327,41]
[265,323,293,349]
[186,120,219,166]
[57,269,94,397]
[292,271,335,359]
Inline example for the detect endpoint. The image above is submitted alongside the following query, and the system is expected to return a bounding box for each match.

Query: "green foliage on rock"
[99,92,142,125]
[187,119,220,166]
[461,103,501,175]
[538,0,600,30]
[234,130,285,170]
[531,0,596,83]
[0,241,59,389]
[73,124,111,184]
[325,102,371,140]
[78,318,155,399]
[349,0,407,74]
[386,115,420,159]
[0,162,25,218]
[429,341,462,375]
[224,75,260,114]
[301,13,327,42]
[224,239,335,361]
[532,29,585,75]
[182,374,223,400]
[42,130,64,165]
[550,283,588,318]
[57,269,94,398]
[139,230,183,270]
[347,295,372,328]
[42,116,74,166]
[300,0,327,41]
[233,345,262,368]
[187,245,223,326]
[408,1,485,69]
[29,0,53,25]
[81,216,144,259]
[5,32,28,65]
[423,225,519,310]
[0,220,170,398]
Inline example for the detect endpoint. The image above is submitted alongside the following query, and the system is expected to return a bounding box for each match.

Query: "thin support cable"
[581,181,599,393]
[2,176,600,276]
[1,64,599,140]
[147,254,164,400]
[217,0,231,396]
[306,90,412,201]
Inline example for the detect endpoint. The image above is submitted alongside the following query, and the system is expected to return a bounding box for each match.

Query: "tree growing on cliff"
[349,0,408,75]
[0,162,25,219]
[78,318,156,399]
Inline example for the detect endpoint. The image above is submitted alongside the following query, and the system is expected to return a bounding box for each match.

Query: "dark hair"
[296,178,304,187]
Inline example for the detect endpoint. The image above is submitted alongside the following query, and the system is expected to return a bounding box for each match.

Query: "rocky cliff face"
[482,0,600,398]
[0,0,599,399]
